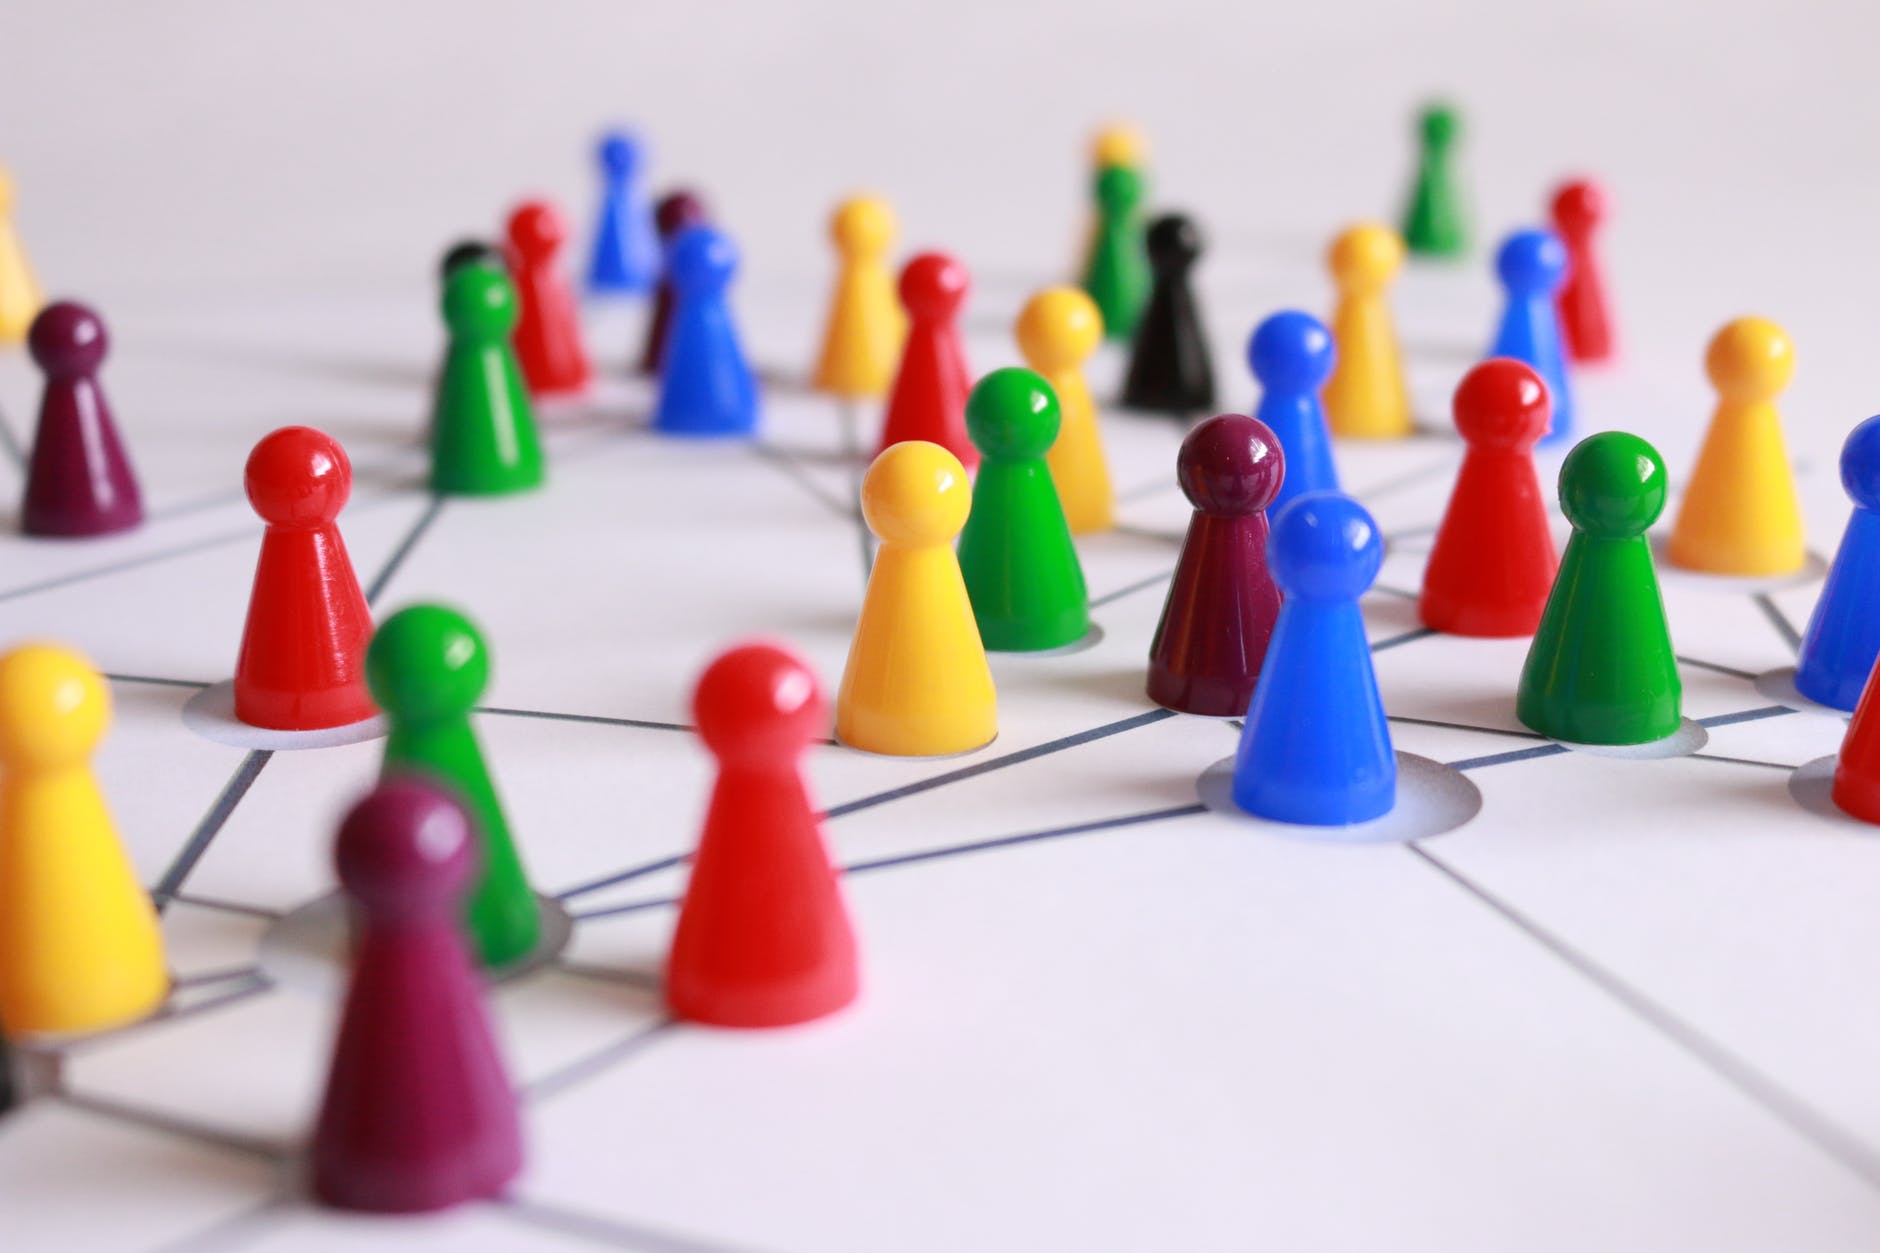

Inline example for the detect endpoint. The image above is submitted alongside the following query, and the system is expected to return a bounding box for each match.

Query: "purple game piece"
[310,779,523,1214]
[1146,414,1286,717]
[21,301,143,538]
[638,189,709,375]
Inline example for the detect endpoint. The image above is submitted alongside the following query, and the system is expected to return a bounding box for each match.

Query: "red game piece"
[667,642,859,1028]
[639,189,708,375]
[1146,414,1285,716]
[1834,657,1880,821]
[1550,179,1616,364]
[877,252,974,466]
[233,427,376,730]
[21,302,143,538]
[311,779,523,1213]
[1419,359,1559,637]
[505,199,592,396]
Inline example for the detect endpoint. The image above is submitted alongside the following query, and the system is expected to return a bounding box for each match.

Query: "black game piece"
[439,239,503,284]
[1120,213,1215,414]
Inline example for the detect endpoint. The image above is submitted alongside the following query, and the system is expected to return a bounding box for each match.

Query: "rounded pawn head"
[1091,121,1148,169]
[335,779,476,919]
[1095,164,1145,214]
[442,263,519,339]
[693,641,827,766]
[655,189,708,241]
[1550,178,1606,233]
[246,426,353,527]
[830,195,896,258]
[1248,309,1336,394]
[366,603,490,726]
[860,440,971,547]
[506,199,567,263]
[966,367,1061,462]
[1015,286,1103,372]
[1840,415,1880,511]
[1176,413,1285,518]
[0,642,109,773]
[1268,492,1384,602]
[1452,358,1551,451]
[597,129,642,178]
[1419,101,1460,148]
[1495,228,1569,297]
[667,226,738,298]
[1328,223,1404,291]
[439,238,502,284]
[899,252,969,322]
[1145,214,1203,273]
[1705,316,1794,404]
[28,301,108,378]
[1557,430,1668,539]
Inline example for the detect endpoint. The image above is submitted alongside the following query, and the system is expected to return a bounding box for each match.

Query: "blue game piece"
[1248,311,1337,513]
[586,130,660,295]
[1231,491,1396,826]
[653,226,758,438]
[1796,416,1880,710]
[1488,228,1573,445]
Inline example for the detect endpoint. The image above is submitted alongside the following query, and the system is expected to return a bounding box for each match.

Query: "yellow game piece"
[837,441,996,757]
[1091,122,1148,171]
[0,644,167,1037]
[1016,287,1114,533]
[1322,223,1413,439]
[813,195,905,399]
[1667,317,1805,576]
[0,169,45,345]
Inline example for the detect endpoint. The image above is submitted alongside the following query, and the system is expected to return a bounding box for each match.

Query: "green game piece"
[367,604,541,967]
[1401,102,1469,258]
[958,367,1090,652]
[430,263,545,496]
[1082,165,1150,342]
[1517,432,1681,745]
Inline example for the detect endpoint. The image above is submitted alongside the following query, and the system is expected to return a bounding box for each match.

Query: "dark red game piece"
[1834,655,1880,821]
[1419,359,1559,637]
[233,427,376,730]
[1146,415,1285,716]
[639,189,709,375]
[311,779,523,1213]
[505,199,592,397]
[667,642,859,1028]
[1550,179,1616,364]
[21,302,143,538]
[877,252,974,467]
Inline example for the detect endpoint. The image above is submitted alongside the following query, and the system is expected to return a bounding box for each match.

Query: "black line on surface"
[1677,654,1760,682]
[1754,591,1803,652]
[1090,567,1172,609]
[103,672,213,690]
[0,400,26,467]
[1447,742,1571,771]
[836,399,874,583]
[171,964,263,990]
[501,1197,773,1253]
[1371,626,1436,652]
[524,1018,677,1103]
[1388,714,1549,742]
[166,892,283,921]
[555,959,663,991]
[1370,583,1421,602]
[555,852,687,902]
[476,705,692,734]
[1698,704,1794,729]
[842,802,1208,876]
[1690,753,1801,771]
[0,525,256,605]
[750,442,853,519]
[150,751,274,912]
[59,1091,285,1163]
[148,1197,291,1253]
[364,493,445,603]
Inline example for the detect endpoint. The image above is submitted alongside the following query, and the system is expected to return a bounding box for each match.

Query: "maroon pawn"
[311,779,523,1214]
[1550,179,1617,364]
[21,302,143,537]
[638,189,709,375]
[1146,415,1286,716]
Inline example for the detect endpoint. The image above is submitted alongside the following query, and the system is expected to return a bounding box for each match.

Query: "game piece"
[1487,228,1573,445]
[234,427,376,730]
[1322,223,1413,439]
[1833,654,1880,821]
[1248,310,1339,512]
[1083,164,1150,342]
[505,199,592,397]
[654,225,759,437]
[431,262,545,495]
[439,239,502,283]
[958,368,1089,651]
[638,189,708,375]
[310,779,523,1213]
[1121,213,1216,414]
[1401,101,1468,258]
[1147,414,1285,716]
[1077,122,1147,278]
[1518,432,1680,744]
[0,167,42,344]
[1232,493,1395,825]
[20,302,143,538]
[1551,179,1617,363]
[1796,417,1880,710]
[585,129,659,296]
[0,643,167,1036]
[813,195,904,398]
[877,251,975,467]
[367,604,540,968]
[1667,316,1804,576]
[1420,360,1558,637]
[837,441,996,756]
[1016,287,1113,533]
[668,643,859,1027]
